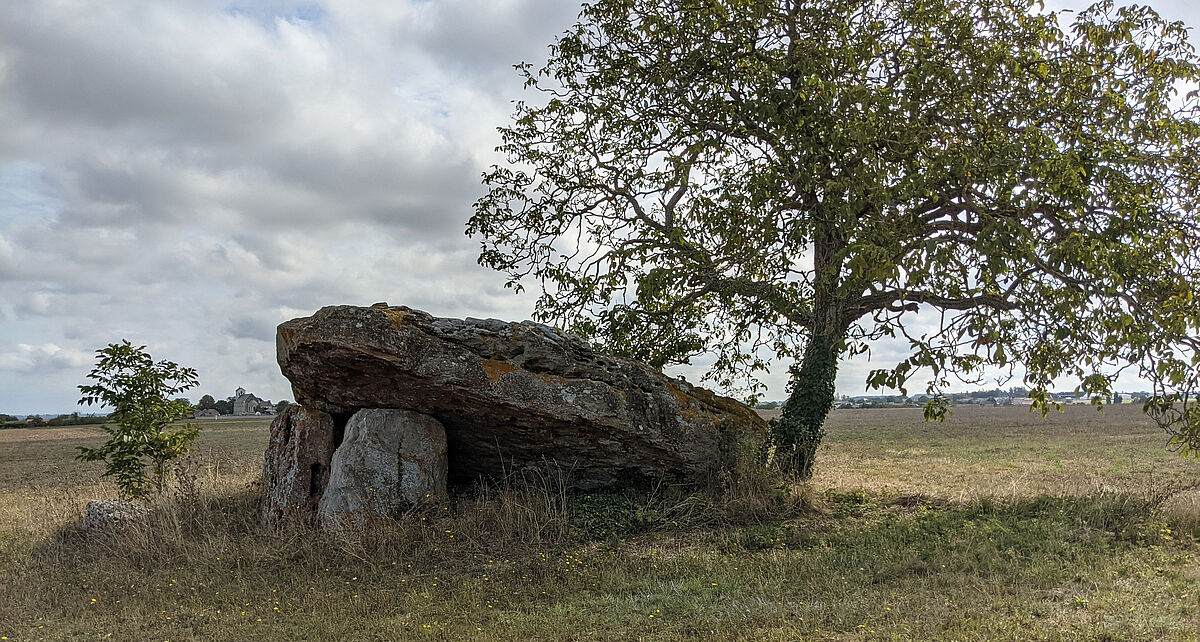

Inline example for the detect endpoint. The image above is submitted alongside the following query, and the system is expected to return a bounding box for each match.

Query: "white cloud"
[0,233,14,277]
[0,343,93,372]
[0,0,572,412]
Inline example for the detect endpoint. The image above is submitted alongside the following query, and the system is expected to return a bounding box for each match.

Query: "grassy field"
[1,405,1198,640]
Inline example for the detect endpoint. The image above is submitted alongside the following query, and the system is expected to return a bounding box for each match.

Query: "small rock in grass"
[83,499,147,530]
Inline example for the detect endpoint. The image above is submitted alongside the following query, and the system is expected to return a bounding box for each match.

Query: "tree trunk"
[773,332,840,479]
[774,209,845,478]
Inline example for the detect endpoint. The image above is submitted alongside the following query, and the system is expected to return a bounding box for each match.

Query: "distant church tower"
[233,387,260,416]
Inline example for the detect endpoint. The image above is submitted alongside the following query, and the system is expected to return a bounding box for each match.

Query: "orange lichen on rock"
[382,308,415,332]
[481,358,519,383]
[533,371,567,386]
[666,382,705,422]
[666,383,690,405]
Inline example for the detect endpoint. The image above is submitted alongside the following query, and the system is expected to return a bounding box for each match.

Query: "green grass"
[1,406,1198,640]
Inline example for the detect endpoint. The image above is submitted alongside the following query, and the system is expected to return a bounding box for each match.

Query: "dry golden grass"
[807,403,1200,531]
[816,403,1200,496]
[1,407,1198,640]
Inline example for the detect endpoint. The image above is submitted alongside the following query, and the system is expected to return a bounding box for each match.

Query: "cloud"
[0,233,14,277]
[0,0,580,411]
[0,343,93,372]
[225,313,281,341]
[402,0,580,85]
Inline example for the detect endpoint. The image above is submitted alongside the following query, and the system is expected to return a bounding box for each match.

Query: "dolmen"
[262,303,766,525]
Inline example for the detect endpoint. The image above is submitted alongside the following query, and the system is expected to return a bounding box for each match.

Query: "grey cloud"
[0,233,14,278]
[62,320,98,341]
[0,2,488,239]
[0,5,288,145]
[12,290,57,316]
[226,313,280,341]
[403,0,581,86]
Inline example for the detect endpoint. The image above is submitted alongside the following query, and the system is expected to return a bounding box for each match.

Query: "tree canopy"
[469,0,1200,467]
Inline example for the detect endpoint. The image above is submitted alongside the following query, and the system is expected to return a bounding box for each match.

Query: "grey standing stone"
[262,405,338,524]
[317,408,447,524]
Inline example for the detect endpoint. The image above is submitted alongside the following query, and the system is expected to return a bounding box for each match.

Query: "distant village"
[191,387,288,419]
[833,390,1147,410]
[757,388,1152,411]
[1,386,287,428]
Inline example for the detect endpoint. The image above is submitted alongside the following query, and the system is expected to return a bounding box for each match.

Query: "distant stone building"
[233,387,264,416]
[194,408,221,419]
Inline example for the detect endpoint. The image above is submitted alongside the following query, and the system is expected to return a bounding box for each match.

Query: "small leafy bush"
[568,492,660,540]
[825,488,876,518]
[725,521,797,551]
[76,340,201,499]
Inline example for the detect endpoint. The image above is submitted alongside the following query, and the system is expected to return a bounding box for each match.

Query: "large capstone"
[318,408,448,524]
[262,405,339,523]
[275,304,766,491]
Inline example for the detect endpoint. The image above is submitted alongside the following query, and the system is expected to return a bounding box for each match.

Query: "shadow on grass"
[4,482,1195,641]
[719,488,1182,591]
[27,480,1184,582]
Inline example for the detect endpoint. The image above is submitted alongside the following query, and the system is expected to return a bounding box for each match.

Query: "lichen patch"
[382,308,414,332]
[481,358,519,382]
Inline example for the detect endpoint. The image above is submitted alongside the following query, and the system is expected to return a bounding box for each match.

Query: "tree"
[76,341,201,499]
[470,0,1200,476]
[274,400,291,412]
[213,398,234,415]
[197,394,217,410]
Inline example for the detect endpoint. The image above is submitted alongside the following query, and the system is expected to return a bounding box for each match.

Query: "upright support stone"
[262,405,338,524]
[318,408,448,524]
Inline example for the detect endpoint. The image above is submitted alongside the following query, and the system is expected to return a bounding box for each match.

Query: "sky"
[1,0,1197,414]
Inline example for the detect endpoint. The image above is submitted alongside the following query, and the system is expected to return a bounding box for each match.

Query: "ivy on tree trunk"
[774,334,841,478]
